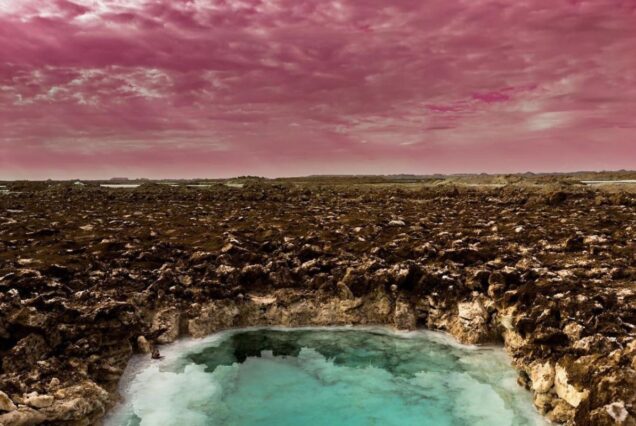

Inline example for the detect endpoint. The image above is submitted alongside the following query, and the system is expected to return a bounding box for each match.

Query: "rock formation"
[0,179,634,425]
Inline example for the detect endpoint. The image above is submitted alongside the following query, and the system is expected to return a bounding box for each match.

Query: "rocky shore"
[0,179,634,425]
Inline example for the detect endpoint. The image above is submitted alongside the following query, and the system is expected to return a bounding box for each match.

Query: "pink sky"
[1,0,635,179]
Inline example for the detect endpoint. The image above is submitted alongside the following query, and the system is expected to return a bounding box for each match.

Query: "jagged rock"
[457,299,488,324]
[151,308,181,344]
[548,400,575,423]
[188,302,240,338]
[336,282,354,300]
[0,180,633,426]
[249,294,277,306]
[487,271,507,298]
[190,251,213,262]
[23,392,54,409]
[450,297,494,344]
[240,264,267,282]
[0,407,47,425]
[216,264,237,278]
[529,361,555,393]
[533,392,553,414]
[532,328,569,346]
[2,334,49,373]
[563,322,585,341]
[604,401,629,423]
[221,243,246,256]
[298,244,322,261]
[44,264,74,281]
[555,364,589,408]
[179,275,193,286]
[0,391,17,412]
[440,248,485,265]
[136,336,152,354]
[393,298,416,330]
[465,270,490,291]
[1,382,109,425]
[9,307,50,330]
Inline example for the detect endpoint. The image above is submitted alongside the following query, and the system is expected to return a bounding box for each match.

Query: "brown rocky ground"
[0,178,634,425]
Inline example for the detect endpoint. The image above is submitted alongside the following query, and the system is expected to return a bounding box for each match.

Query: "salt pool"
[106,327,546,426]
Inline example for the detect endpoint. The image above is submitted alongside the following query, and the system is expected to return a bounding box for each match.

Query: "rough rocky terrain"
[0,178,634,425]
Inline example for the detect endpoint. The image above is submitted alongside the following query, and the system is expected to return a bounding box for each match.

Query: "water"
[100,184,141,188]
[581,180,636,185]
[107,327,546,426]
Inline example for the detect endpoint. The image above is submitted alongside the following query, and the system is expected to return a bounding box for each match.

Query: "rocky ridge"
[0,181,634,425]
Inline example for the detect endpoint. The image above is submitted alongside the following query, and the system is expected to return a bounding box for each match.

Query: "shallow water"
[581,180,636,185]
[107,327,546,426]
[100,184,141,188]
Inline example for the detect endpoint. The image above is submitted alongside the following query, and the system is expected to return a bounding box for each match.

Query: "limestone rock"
[497,307,515,331]
[0,407,47,425]
[555,364,589,408]
[249,294,277,306]
[605,401,629,423]
[548,399,575,424]
[44,381,109,421]
[563,322,585,341]
[336,282,354,300]
[23,392,54,409]
[151,308,181,344]
[1,180,634,426]
[188,302,240,338]
[457,299,488,324]
[451,297,494,344]
[530,361,555,394]
[393,298,416,330]
[533,393,553,414]
[137,336,152,354]
[0,391,17,412]
[2,333,49,373]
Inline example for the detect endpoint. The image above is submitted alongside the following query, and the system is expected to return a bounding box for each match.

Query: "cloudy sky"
[1,0,635,179]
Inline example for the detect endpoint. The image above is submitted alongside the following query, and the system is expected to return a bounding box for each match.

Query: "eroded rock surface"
[0,179,634,425]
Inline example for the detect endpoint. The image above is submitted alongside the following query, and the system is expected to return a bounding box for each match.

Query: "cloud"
[0,0,635,178]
